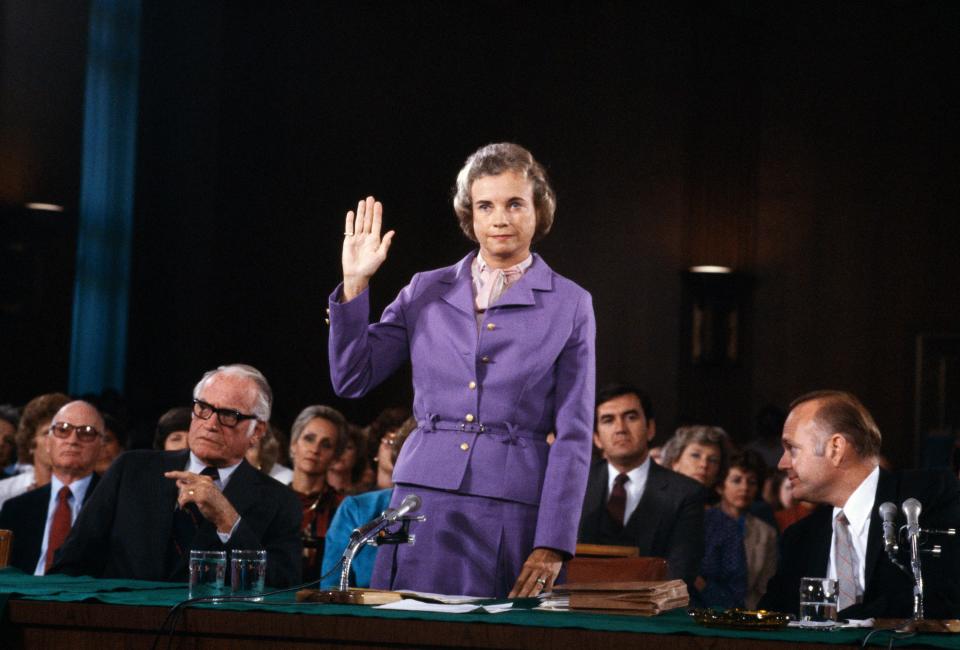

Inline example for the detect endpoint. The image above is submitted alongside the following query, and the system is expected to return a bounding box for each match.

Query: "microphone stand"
[892,519,954,633]
[907,524,924,624]
[338,514,425,592]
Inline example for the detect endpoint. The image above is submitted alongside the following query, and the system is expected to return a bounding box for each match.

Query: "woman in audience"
[326,424,370,494]
[772,469,815,532]
[289,405,349,578]
[94,413,127,474]
[246,422,294,484]
[364,406,411,489]
[660,424,740,606]
[320,417,416,587]
[702,450,778,609]
[153,406,192,451]
[661,425,731,495]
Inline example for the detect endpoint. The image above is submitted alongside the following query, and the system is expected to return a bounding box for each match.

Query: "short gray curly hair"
[660,425,732,485]
[452,142,556,244]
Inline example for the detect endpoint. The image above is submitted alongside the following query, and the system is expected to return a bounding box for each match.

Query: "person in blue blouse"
[321,417,415,588]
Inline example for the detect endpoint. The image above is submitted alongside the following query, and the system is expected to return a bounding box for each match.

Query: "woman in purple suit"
[327,143,595,598]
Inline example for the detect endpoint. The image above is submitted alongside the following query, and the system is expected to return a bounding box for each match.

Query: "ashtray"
[688,608,792,630]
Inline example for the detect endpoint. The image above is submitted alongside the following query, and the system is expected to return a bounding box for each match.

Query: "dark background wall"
[2,1,958,463]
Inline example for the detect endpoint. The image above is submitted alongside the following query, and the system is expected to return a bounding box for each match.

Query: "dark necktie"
[606,473,630,527]
[46,486,72,571]
[170,466,221,558]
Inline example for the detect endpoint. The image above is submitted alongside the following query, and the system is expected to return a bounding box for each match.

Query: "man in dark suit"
[0,400,104,574]
[578,383,705,586]
[760,390,960,619]
[52,364,302,588]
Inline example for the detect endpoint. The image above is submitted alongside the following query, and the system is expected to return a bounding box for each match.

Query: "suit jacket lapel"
[807,505,834,576]
[162,450,191,578]
[487,254,553,309]
[581,462,609,538]
[865,468,895,588]
[222,460,261,518]
[78,473,100,507]
[440,254,477,317]
[625,463,666,550]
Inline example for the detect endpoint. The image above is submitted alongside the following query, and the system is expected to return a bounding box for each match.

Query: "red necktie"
[606,473,630,527]
[46,486,72,571]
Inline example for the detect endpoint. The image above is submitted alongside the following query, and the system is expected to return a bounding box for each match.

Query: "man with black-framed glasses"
[51,364,302,588]
[0,400,104,574]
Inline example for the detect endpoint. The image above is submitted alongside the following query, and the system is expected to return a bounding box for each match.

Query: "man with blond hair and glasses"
[53,364,302,587]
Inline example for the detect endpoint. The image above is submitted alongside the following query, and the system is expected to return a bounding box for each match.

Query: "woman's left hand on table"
[509,547,563,597]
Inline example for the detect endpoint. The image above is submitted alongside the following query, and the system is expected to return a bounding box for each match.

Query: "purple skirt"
[370,484,538,598]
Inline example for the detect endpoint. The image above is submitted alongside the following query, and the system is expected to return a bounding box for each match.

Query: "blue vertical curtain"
[68,0,141,395]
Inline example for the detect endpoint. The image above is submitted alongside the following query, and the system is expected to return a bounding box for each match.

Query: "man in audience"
[52,364,302,587]
[0,393,72,508]
[578,383,705,587]
[0,404,20,476]
[0,400,104,574]
[760,390,960,618]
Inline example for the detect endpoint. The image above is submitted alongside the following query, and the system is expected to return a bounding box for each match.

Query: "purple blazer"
[328,251,595,556]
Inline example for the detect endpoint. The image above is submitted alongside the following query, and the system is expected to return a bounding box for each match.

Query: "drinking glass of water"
[188,550,227,600]
[231,549,268,600]
[798,577,838,627]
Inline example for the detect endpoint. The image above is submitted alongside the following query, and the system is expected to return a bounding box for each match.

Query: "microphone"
[902,498,922,542]
[351,494,422,540]
[879,501,898,554]
[391,493,422,520]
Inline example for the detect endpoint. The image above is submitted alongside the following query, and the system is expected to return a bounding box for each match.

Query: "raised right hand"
[342,196,395,301]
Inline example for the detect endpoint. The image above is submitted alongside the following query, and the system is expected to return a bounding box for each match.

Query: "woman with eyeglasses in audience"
[321,416,416,588]
[288,405,349,578]
[326,424,371,495]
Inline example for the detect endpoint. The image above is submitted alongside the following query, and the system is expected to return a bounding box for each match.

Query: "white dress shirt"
[34,473,94,575]
[605,456,651,526]
[827,465,880,599]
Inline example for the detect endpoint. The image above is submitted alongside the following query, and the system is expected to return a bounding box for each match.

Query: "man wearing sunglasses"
[0,400,104,574]
[52,364,302,588]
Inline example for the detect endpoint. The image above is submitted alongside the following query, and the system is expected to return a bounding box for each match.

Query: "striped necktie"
[835,511,860,610]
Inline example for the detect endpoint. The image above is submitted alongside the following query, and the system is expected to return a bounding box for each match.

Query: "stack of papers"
[375,599,514,614]
[548,580,689,615]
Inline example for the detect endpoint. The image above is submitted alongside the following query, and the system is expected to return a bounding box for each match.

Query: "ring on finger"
[188,489,195,496]
[344,232,354,236]
[536,577,547,586]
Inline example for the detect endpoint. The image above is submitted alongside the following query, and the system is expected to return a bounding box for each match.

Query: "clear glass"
[798,577,838,627]
[230,549,267,600]
[188,550,226,599]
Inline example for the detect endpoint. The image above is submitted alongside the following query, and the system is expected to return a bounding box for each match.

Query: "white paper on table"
[481,602,515,614]
[374,599,516,614]
[788,618,875,629]
[395,590,487,604]
[375,600,481,614]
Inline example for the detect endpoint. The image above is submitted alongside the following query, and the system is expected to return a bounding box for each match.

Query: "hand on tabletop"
[509,547,564,598]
